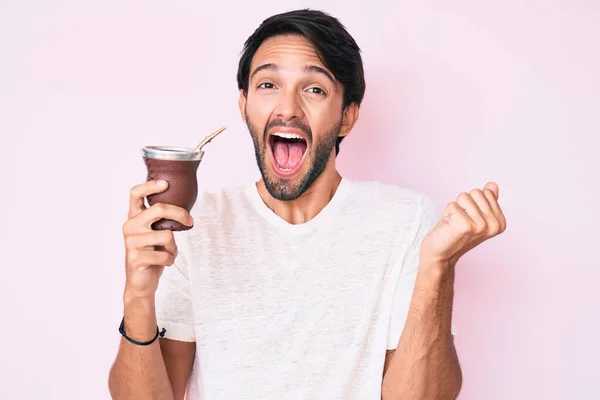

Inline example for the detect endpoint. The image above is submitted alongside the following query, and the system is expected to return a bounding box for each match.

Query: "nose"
[274,89,305,122]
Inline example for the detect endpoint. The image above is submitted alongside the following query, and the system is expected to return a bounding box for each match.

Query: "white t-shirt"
[155,178,445,399]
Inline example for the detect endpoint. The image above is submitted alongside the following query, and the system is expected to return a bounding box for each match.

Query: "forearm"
[108,295,174,400]
[382,262,462,400]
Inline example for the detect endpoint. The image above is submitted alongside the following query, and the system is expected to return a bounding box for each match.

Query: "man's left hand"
[420,182,507,269]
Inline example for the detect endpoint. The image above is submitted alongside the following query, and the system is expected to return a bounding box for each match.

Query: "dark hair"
[236,9,366,155]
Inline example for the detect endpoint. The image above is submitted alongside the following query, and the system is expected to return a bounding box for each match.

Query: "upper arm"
[383,195,455,379]
[160,338,196,400]
[383,350,395,376]
[383,336,456,378]
[385,195,439,350]
[155,232,197,399]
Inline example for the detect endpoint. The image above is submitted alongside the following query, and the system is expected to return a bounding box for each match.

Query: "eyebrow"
[249,63,336,84]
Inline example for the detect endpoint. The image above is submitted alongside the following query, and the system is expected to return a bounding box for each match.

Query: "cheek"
[247,92,277,114]
[246,99,274,129]
[305,100,342,127]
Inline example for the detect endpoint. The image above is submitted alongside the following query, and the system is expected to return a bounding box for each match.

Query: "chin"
[262,163,311,201]
[261,152,333,202]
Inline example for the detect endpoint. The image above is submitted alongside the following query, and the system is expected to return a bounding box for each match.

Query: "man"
[108,9,506,400]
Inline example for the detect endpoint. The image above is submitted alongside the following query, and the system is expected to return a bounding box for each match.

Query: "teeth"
[275,163,293,172]
[273,132,303,140]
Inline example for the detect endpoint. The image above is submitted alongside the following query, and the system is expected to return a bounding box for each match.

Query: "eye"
[307,87,326,95]
[258,82,275,89]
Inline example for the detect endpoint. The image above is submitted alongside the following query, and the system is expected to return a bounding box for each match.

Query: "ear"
[238,90,247,123]
[338,103,359,138]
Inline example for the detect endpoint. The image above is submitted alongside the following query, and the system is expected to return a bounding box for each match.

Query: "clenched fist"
[420,182,507,268]
[122,179,193,299]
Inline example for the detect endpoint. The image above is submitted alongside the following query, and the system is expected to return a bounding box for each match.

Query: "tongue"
[273,140,305,170]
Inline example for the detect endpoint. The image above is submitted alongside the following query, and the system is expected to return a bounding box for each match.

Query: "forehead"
[250,34,326,71]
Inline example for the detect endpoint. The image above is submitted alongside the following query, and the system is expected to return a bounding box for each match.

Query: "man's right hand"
[122,179,193,300]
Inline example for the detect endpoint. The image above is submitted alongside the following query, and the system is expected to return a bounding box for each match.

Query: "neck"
[256,159,342,225]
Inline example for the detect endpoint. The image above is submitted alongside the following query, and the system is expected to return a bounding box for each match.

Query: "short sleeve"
[155,232,196,342]
[386,195,456,349]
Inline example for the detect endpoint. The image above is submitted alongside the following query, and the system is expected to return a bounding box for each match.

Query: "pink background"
[1,1,598,399]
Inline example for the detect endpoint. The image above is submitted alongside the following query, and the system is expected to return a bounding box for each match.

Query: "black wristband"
[118,317,166,346]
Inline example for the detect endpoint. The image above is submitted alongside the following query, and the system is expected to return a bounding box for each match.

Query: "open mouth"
[268,131,308,176]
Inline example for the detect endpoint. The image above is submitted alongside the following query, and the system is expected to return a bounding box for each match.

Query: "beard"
[246,113,342,201]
